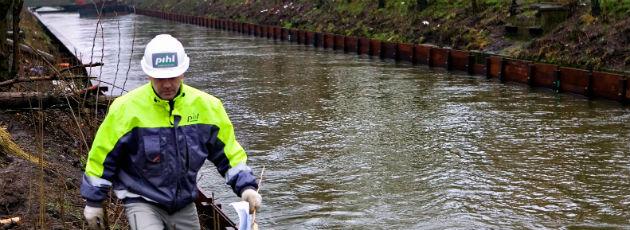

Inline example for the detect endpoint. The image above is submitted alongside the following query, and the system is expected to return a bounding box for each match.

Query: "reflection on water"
[40,12,630,229]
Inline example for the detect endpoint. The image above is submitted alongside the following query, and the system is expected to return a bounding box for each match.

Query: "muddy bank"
[134,0,629,73]
[0,9,113,229]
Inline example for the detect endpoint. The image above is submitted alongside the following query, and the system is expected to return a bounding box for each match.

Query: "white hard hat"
[141,34,190,78]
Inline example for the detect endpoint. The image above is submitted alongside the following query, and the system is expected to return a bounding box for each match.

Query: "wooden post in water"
[445,50,452,71]
[466,52,474,75]
[379,41,385,60]
[485,57,491,79]
[586,69,594,98]
[553,66,561,93]
[499,58,506,83]
[527,64,534,86]
[427,47,433,67]
[619,77,627,104]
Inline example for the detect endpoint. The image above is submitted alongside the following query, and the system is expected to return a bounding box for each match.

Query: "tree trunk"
[0,91,113,109]
[0,0,13,81]
[11,0,23,77]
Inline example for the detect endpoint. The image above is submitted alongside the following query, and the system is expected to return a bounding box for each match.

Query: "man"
[80,34,262,229]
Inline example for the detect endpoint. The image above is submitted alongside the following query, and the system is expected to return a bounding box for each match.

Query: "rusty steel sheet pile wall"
[135,9,629,105]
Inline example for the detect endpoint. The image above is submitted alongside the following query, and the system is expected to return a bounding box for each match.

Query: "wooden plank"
[322,34,331,49]
[306,32,314,46]
[314,33,323,48]
[255,25,262,37]
[398,43,413,62]
[266,26,273,39]
[486,56,501,78]
[369,39,381,57]
[281,28,289,41]
[558,67,590,95]
[592,72,624,100]
[474,63,485,75]
[262,26,271,38]
[449,50,468,71]
[358,38,370,55]
[415,45,431,65]
[430,48,449,68]
[382,42,397,60]
[245,23,252,35]
[334,35,345,51]
[345,36,358,53]
[296,30,306,44]
[274,27,282,40]
[503,60,530,84]
[531,63,557,88]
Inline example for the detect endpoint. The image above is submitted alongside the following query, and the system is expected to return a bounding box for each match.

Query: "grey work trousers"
[124,202,200,230]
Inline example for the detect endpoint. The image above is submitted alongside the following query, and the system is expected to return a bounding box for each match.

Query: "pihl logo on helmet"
[152,52,178,68]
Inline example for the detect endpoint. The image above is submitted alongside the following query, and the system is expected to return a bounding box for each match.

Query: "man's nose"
[163,80,173,88]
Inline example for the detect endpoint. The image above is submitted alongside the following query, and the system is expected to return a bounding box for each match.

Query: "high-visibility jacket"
[80,82,257,212]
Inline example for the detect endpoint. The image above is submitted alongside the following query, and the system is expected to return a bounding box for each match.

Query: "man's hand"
[84,205,105,229]
[241,189,262,214]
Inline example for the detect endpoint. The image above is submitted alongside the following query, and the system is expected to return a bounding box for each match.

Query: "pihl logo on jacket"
[152,53,178,68]
[187,113,199,122]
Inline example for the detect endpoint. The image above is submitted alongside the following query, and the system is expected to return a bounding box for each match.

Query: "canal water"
[39,13,630,229]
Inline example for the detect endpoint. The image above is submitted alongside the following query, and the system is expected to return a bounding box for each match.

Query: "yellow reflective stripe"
[217,118,247,167]
[85,100,125,177]
[186,86,247,167]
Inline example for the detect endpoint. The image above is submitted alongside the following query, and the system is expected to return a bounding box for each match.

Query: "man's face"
[150,74,183,100]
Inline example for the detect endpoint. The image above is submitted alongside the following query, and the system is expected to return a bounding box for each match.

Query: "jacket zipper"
[169,100,182,211]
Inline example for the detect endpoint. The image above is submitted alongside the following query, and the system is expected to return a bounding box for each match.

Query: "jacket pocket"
[185,129,207,171]
[142,135,163,176]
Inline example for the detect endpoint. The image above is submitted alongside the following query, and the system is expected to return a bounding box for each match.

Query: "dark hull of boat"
[77,1,131,18]
[195,188,238,230]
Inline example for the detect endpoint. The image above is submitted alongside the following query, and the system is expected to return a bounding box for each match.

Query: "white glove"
[84,205,105,230]
[241,189,262,214]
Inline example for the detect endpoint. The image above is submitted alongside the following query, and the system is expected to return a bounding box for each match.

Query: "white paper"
[230,201,253,230]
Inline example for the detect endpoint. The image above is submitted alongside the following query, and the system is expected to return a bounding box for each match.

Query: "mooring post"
[380,41,386,60]
[427,47,433,67]
[466,52,474,75]
[411,45,418,65]
[485,57,491,79]
[619,77,627,104]
[554,66,561,93]
[527,63,534,87]
[446,50,452,71]
[586,69,594,99]
[499,58,506,83]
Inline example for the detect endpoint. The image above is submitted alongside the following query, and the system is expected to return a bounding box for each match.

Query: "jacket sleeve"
[80,101,125,207]
[206,101,258,196]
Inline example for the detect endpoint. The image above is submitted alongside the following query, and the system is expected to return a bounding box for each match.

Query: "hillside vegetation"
[133,0,629,72]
